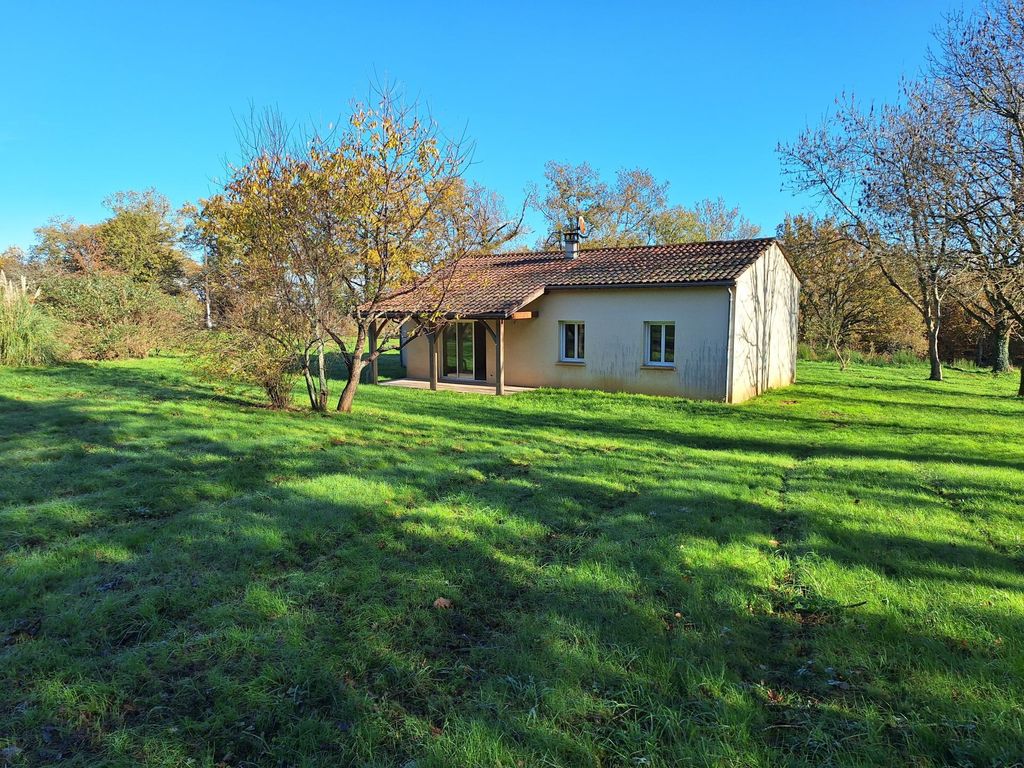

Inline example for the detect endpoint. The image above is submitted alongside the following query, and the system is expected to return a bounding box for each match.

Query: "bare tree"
[688,197,761,241]
[779,83,972,381]
[530,161,668,247]
[930,0,1024,392]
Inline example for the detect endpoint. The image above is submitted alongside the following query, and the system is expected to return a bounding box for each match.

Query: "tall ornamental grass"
[0,270,61,366]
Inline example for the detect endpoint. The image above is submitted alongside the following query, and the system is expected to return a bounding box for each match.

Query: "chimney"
[563,215,585,259]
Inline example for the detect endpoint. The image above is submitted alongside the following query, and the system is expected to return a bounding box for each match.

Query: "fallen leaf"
[433,597,452,609]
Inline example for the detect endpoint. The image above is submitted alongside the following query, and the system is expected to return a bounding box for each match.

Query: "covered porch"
[379,378,535,395]
[367,310,537,396]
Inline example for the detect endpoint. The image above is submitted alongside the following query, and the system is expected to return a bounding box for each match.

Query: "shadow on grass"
[1,361,1022,766]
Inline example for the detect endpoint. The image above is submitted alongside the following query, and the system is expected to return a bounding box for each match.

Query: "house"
[374,234,800,403]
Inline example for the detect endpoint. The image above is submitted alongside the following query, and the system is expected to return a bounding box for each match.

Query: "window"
[560,321,585,362]
[644,322,675,366]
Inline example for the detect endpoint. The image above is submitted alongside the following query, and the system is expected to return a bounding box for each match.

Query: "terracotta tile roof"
[374,237,776,318]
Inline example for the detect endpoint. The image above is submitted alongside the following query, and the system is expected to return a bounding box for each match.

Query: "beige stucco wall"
[404,286,733,399]
[729,243,800,403]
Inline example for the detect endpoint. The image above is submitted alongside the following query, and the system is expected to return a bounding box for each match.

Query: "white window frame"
[559,321,585,362]
[644,321,676,367]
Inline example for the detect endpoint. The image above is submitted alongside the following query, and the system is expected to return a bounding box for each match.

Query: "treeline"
[528,161,760,248]
[776,213,1013,369]
[779,0,1024,394]
[1,191,196,365]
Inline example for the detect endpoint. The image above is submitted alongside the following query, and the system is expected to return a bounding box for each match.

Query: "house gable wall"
[729,243,800,402]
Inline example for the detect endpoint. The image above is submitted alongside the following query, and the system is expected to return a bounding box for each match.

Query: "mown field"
[1,357,1022,767]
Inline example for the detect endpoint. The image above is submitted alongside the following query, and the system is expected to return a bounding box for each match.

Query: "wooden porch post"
[495,319,505,396]
[427,330,438,391]
[368,321,379,385]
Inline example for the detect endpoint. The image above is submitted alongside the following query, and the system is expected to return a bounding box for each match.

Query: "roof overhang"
[371,279,738,321]
[373,310,513,320]
[542,279,736,292]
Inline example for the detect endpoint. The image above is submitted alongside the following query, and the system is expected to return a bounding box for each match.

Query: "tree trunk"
[337,326,367,413]
[204,284,213,330]
[337,358,365,413]
[927,321,943,381]
[302,362,322,411]
[832,338,849,371]
[992,320,1011,373]
[265,382,289,409]
[316,339,329,410]
[1019,365,1024,397]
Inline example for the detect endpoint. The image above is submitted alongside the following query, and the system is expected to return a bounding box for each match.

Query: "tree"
[686,197,761,241]
[328,94,522,412]
[31,217,105,273]
[29,191,189,293]
[188,123,341,412]
[777,213,910,365]
[530,161,668,247]
[930,0,1024,393]
[98,190,189,293]
[779,83,972,381]
[194,89,521,413]
[26,192,197,363]
[649,205,702,244]
[0,246,25,273]
[181,208,219,331]
[953,278,1018,372]
[648,198,761,244]
[531,162,762,248]
[186,192,312,408]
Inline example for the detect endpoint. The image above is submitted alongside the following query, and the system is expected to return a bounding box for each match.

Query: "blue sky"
[1,1,974,252]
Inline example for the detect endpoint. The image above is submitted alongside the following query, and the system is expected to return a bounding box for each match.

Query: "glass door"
[442,321,476,379]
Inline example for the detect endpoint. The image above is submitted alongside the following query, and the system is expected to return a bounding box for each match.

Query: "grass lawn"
[1,357,1022,767]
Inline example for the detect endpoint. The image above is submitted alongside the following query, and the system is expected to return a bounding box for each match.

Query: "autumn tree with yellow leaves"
[190,88,520,412]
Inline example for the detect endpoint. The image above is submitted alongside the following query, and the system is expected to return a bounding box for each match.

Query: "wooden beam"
[495,319,505,396]
[510,311,538,320]
[427,330,438,391]
[368,321,379,385]
[481,320,497,344]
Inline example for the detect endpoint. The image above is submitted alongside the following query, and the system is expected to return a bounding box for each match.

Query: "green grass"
[1,357,1022,767]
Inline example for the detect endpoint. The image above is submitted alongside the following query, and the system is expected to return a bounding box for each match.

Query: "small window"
[645,322,675,366]
[560,321,585,362]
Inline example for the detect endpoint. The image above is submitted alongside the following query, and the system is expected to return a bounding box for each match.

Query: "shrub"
[951,357,986,372]
[890,348,921,366]
[797,342,818,361]
[798,343,925,368]
[188,330,299,409]
[0,270,61,366]
[39,272,195,360]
